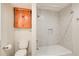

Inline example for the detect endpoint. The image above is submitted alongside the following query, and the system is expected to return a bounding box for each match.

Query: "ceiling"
[37,3,71,12]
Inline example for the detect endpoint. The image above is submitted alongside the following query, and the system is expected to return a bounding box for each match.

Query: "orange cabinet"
[14,7,32,29]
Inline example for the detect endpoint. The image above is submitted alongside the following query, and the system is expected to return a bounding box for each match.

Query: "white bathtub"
[33,45,72,56]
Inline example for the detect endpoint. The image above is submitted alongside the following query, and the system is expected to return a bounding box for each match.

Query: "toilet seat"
[15,49,27,56]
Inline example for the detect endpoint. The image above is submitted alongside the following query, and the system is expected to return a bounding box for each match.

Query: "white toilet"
[15,40,29,56]
[15,49,27,56]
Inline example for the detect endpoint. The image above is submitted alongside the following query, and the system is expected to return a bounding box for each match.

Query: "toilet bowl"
[15,40,29,56]
[15,49,27,56]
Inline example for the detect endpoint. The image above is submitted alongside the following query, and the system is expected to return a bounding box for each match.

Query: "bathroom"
[0,3,79,56]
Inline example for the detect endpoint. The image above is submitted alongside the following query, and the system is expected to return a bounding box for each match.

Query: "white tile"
[33,45,72,56]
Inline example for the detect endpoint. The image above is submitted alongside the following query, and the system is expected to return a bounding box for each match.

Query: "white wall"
[0,3,1,56]
[11,3,32,9]
[37,9,59,47]
[72,4,79,55]
[11,3,32,52]
[59,5,73,51]
[31,3,37,55]
[1,3,15,56]
[0,3,1,42]
[14,30,32,51]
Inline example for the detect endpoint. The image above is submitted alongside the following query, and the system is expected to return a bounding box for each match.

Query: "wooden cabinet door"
[14,7,32,29]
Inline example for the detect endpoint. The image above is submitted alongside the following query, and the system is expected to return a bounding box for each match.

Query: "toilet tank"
[19,40,29,49]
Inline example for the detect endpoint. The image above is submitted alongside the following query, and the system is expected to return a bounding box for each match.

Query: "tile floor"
[33,45,72,56]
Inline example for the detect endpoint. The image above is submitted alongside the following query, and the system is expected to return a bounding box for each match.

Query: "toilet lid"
[15,49,27,56]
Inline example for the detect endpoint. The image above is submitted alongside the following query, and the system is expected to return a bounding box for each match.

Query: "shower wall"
[72,4,79,55]
[59,5,73,51]
[37,9,59,47]
[59,4,79,55]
